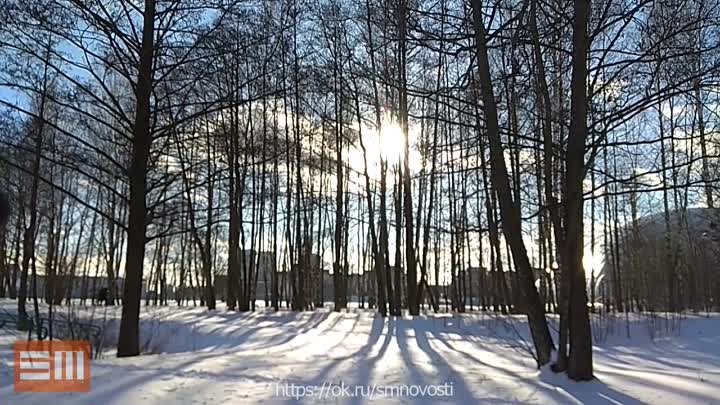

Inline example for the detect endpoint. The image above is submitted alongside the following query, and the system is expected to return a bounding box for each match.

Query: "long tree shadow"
[346,316,395,405]
[428,327,649,405]
[395,320,478,404]
[538,370,649,405]
[284,314,389,405]
[597,340,720,371]
[2,347,230,405]
[100,309,334,354]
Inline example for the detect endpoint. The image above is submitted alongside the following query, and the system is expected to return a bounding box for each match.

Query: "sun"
[346,113,420,181]
[583,248,604,275]
[379,117,405,164]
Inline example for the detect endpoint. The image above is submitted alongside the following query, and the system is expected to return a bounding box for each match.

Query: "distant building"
[3,273,152,301]
[215,250,277,301]
[448,266,553,309]
[599,207,720,311]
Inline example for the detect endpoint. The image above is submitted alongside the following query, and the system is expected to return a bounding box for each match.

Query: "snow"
[0,301,718,405]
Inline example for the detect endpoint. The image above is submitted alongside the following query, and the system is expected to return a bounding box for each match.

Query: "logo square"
[14,340,91,393]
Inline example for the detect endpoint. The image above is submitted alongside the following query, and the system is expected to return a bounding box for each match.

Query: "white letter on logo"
[19,351,50,381]
[54,351,83,380]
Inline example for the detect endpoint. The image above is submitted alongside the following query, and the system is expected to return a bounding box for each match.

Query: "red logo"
[14,341,91,392]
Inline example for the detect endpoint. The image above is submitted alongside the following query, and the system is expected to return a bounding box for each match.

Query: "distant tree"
[0,192,7,228]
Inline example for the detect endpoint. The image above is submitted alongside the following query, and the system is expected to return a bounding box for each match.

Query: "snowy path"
[0,303,718,404]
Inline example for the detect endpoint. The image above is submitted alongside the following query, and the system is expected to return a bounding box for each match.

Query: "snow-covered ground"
[0,300,718,404]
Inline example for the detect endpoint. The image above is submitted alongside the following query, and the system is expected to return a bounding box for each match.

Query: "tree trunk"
[117,0,155,358]
[398,0,419,316]
[564,0,593,381]
[470,0,553,366]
